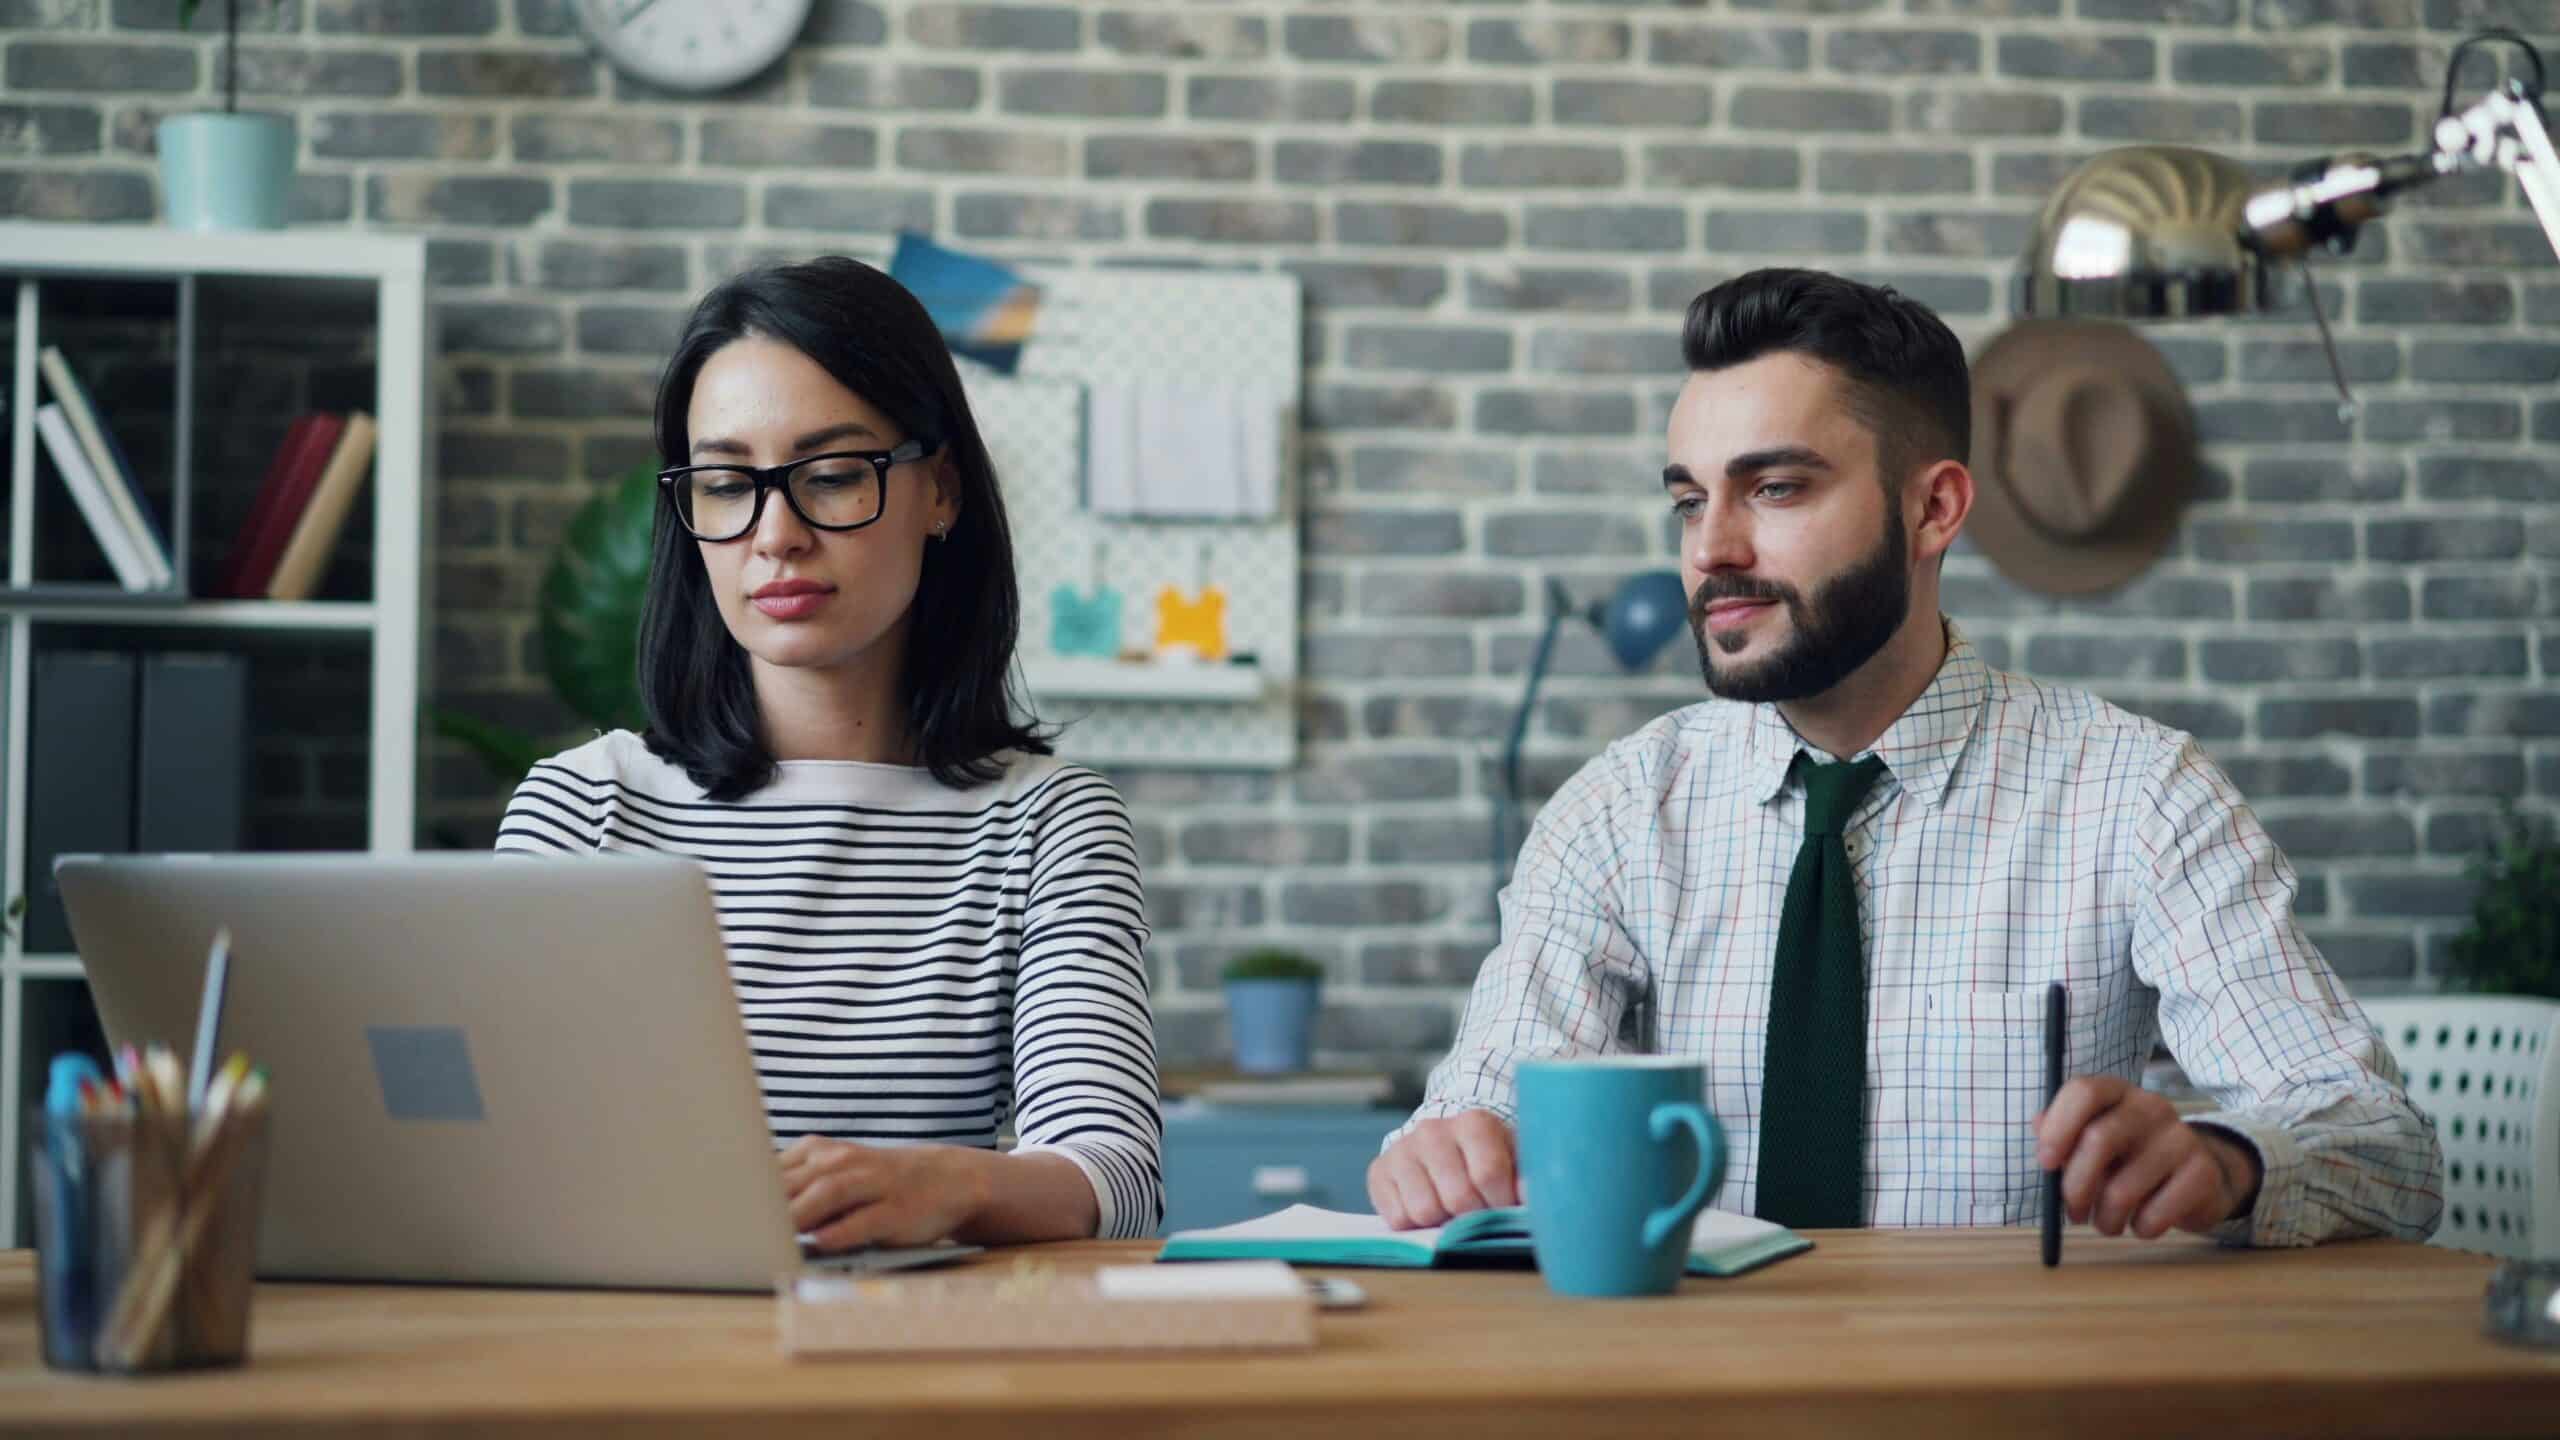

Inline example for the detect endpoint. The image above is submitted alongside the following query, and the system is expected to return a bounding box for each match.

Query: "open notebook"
[1158,1205,1810,1278]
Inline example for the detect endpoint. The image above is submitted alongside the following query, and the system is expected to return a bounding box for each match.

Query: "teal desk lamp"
[1493,571,1688,936]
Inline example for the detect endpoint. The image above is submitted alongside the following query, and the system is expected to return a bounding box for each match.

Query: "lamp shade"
[1597,570,1687,671]
[2017,145,2280,321]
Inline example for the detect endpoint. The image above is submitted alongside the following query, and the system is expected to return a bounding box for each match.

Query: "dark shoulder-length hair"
[638,255,1050,799]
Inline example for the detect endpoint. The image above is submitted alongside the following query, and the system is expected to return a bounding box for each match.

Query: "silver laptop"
[59,852,804,1291]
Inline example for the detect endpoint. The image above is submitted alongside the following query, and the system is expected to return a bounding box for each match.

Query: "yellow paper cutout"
[1153,584,1228,661]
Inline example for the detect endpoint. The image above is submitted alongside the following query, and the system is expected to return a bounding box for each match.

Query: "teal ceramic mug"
[1515,1056,1725,1298]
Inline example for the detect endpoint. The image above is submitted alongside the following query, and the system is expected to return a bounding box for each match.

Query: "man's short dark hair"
[1680,269,1970,486]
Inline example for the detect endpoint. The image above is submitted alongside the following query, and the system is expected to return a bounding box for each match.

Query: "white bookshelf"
[0,222,432,1243]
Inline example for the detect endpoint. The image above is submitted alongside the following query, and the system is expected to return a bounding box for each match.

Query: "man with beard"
[1369,269,2440,1248]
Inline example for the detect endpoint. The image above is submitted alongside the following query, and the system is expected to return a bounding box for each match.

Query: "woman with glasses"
[497,257,1161,1248]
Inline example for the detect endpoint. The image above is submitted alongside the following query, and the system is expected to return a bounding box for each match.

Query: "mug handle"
[1641,1102,1725,1251]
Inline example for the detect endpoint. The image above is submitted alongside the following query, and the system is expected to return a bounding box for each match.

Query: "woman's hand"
[780,1137,994,1252]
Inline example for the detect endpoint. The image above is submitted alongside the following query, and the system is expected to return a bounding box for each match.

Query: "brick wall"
[5,0,2554,1071]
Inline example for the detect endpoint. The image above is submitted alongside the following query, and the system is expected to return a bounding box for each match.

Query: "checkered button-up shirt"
[1413,622,2442,1246]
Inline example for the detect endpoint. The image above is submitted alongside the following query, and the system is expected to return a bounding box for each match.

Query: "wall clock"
[575,0,812,94]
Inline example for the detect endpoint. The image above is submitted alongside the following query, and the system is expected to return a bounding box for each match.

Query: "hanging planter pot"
[161,0,295,231]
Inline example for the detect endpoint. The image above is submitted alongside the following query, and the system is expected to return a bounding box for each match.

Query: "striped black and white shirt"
[496,731,1163,1239]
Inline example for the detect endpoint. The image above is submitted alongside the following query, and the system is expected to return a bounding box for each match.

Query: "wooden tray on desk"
[778,1264,1317,1357]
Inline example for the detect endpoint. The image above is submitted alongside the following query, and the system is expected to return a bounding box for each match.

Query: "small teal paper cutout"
[1050,584,1123,657]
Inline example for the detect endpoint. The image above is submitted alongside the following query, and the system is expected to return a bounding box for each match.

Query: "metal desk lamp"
[1492,571,1689,937]
[2017,29,2560,416]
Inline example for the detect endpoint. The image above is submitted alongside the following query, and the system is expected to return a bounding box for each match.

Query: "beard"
[1691,502,1911,704]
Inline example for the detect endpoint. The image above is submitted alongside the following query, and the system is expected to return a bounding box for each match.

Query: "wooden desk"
[1,1231,2551,1438]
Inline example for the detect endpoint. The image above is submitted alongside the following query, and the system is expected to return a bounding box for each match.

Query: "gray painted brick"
[2422,0,2555,23]
[803,0,889,43]
[1477,389,1640,438]
[2104,695,2247,741]
[0,103,102,156]
[509,367,657,420]
[702,119,877,169]
[1853,269,1993,314]
[1524,205,1684,253]
[1373,80,1535,127]
[419,49,597,97]
[437,301,564,355]
[1649,25,1812,70]
[1992,151,2088,197]
[2175,41,2329,86]
[1529,327,1679,376]
[1555,79,1715,129]
[2360,401,2521,444]
[224,45,402,97]
[1096,10,1265,60]
[1345,324,1513,374]
[2430,691,2560,738]
[1466,266,1631,313]
[1826,29,1981,74]
[1146,198,1318,245]
[2080,96,2245,144]
[2261,696,2419,740]
[1307,384,1457,432]
[1816,148,1972,195]
[807,62,981,111]
[2263,813,2416,858]
[576,305,688,357]
[0,168,155,222]
[1460,142,1626,190]
[367,173,553,226]
[1883,211,2033,258]
[2085,0,2239,16]
[1482,506,1650,552]
[2421,577,2538,621]
[1146,882,1265,933]
[906,3,1078,51]
[2407,221,2560,269]
[8,41,194,92]
[513,114,680,165]
[1359,940,1491,984]
[1468,18,1632,65]
[2255,101,2415,146]
[1000,68,1166,119]
[1338,201,1509,250]
[1187,74,1355,124]
[2026,634,2191,680]
[569,178,743,229]
[2216,754,2353,799]
[538,241,687,293]
[2371,633,2530,677]
[1093,135,1256,182]
[2412,341,2560,385]
[315,0,496,33]
[2189,517,2356,564]
[765,184,933,233]
[1643,144,1800,191]
[312,112,496,161]
[2247,576,2411,623]
[2260,0,2420,21]
[1732,86,1894,133]
[1351,447,1519,497]
[2199,637,2359,682]
[1903,90,2066,136]
[2344,873,2479,920]
[1181,821,1353,867]
[2304,932,2414,982]
[1284,13,1451,63]
[2418,454,2560,501]
[955,192,1124,241]
[2368,515,2523,562]
[2195,399,2354,445]
[896,126,1065,177]
[1277,139,1441,187]
[1707,209,1868,255]
[1303,635,1477,682]
[113,0,302,29]
[1362,695,1513,742]
[1306,507,1465,556]
[1358,572,1528,619]
[2243,457,2405,505]
[1287,260,1448,311]
[2238,339,2401,385]
[1999,35,2154,80]
[2357,277,2514,325]
[424,238,493,287]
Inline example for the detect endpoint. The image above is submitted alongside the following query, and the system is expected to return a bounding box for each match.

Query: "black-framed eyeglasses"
[656,438,939,542]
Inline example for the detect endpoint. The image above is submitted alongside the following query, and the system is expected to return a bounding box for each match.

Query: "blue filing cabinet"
[1157,1101,1409,1236]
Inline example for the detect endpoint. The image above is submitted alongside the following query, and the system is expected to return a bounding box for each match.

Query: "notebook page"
[1174,1204,1447,1247]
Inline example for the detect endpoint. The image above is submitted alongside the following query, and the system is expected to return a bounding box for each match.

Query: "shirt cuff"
[1010,1142,1123,1240]
[2185,1112,2307,1248]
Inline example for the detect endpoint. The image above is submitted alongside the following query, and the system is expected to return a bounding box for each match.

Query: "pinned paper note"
[1083,381,1283,521]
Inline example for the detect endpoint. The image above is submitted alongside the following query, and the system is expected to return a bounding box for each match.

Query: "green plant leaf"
[1222,949,1325,983]
[179,0,201,25]
[2443,806,2560,999]
[538,467,659,735]
[427,705,547,786]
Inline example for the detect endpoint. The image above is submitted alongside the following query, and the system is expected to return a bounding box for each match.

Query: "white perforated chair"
[2361,996,2560,1259]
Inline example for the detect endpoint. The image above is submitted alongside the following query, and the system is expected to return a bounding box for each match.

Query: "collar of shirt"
[1740,617,1989,811]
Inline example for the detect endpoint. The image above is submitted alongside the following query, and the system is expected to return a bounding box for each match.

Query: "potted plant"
[2444,809,2560,999]
[1221,949,1324,1075]
[433,467,656,788]
[164,0,296,230]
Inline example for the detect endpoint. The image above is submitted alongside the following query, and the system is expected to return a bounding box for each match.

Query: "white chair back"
[2361,996,2560,1259]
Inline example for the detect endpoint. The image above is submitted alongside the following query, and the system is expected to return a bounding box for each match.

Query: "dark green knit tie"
[1754,754,1887,1230]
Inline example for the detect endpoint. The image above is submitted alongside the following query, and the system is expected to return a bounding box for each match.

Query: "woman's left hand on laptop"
[782,1136,995,1252]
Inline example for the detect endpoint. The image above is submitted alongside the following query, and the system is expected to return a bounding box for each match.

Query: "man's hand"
[2036,1076,2262,1239]
[781,1137,994,1252]
[1367,1110,1520,1229]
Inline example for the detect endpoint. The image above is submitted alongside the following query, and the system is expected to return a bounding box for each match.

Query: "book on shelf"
[37,344,172,589]
[217,411,345,600]
[33,404,155,591]
[135,652,247,852]
[25,652,137,954]
[264,411,375,602]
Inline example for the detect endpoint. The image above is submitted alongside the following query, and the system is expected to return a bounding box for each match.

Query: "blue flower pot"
[157,113,295,231]
[1224,978,1319,1074]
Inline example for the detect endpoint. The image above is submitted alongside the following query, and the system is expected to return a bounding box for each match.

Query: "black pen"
[2042,980,2068,1267]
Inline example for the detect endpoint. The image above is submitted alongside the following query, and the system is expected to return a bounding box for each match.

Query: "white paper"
[1085,381,1139,516]
[1096,1260,1303,1300]
[1237,388,1281,519]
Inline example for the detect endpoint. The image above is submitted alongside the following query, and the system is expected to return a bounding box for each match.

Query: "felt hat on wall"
[1965,320,2199,597]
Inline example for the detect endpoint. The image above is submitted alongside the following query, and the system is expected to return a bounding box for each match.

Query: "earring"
[933,521,950,539]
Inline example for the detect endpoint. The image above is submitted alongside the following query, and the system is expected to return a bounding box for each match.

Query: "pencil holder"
[29,1104,270,1373]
